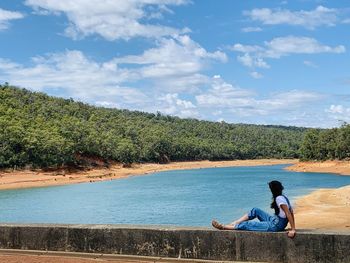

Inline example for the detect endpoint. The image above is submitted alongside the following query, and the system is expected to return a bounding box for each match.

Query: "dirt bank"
[0,159,296,191]
[294,185,350,230]
[285,160,350,230]
[286,160,350,175]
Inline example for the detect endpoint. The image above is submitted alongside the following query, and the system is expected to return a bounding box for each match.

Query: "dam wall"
[0,224,349,263]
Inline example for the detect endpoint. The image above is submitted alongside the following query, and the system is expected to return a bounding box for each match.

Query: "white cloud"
[272,90,322,105]
[116,35,227,91]
[0,8,24,30]
[231,43,263,53]
[236,54,253,67]
[325,105,350,123]
[0,34,226,112]
[154,74,210,93]
[232,36,345,71]
[237,53,270,69]
[196,76,323,116]
[117,35,227,67]
[342,18,350,24]
[303,60,318,68]
[244,5,338,29]
[263,36,345,58]
[196,76,256,109]
[0,50,148,108]
[212,110,222,116]
[326,105,348,114]
[95,101,121,108]
[157,93,198,118]
[0,51,334,126]
[241,27,262,32]
[250,71,263,79]
[257,90,323,114]
[25,0,190,40]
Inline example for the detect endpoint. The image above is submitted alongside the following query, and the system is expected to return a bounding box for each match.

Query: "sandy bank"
[285,161,350,230]
[286,160,350,175]
[0,159,296,191]
[294,185,350,230]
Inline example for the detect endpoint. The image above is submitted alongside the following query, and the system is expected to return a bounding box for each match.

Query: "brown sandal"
[212,220,224,230]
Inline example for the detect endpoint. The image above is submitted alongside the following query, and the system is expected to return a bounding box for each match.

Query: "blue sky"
[0,0,349,128]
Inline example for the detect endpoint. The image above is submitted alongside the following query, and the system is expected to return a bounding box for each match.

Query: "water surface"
[0,164,349,226]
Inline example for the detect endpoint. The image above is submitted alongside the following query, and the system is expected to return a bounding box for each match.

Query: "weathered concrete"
[0,224,349,263]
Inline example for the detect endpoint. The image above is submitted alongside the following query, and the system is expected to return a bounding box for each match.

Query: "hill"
[0,84,307,169]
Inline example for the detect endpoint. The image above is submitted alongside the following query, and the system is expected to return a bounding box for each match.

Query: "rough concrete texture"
[0,224,349,263]
[0,254,150,263]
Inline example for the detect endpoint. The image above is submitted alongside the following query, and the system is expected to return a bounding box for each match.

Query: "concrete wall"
[0,224,349,263]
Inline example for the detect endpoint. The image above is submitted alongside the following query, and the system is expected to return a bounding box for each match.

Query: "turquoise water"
[0,164,350,226]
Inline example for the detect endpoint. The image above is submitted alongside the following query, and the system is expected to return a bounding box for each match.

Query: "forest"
[0,84,348,169]
[300,125,350,161]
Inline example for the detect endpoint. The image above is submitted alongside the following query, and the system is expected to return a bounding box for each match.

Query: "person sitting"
[212,180,296,238]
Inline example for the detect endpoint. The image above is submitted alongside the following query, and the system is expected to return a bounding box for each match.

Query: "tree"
[336,124,350,159]
[116,139,139,167]
[300,129,321,160]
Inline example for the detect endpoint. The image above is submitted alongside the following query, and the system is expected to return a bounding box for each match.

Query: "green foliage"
[335,124,350,159]
[300,124,350,161]
[116,138,139,166]
[300,129,321,160]
[0,85,308,169]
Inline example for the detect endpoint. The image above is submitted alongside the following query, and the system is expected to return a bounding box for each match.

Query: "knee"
[248,207,260,219]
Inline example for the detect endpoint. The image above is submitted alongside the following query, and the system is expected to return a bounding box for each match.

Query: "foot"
[230,220,239,228]
[212,220,224,230]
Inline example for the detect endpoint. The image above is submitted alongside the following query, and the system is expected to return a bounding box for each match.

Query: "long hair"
[269,180,284,215]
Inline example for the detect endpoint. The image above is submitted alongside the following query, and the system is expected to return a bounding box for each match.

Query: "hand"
[287,229,296,239]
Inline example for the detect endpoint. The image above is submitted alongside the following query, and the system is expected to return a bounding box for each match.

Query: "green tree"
[300,129,321,160]
[116,139,139,167]
[336,124,350,159]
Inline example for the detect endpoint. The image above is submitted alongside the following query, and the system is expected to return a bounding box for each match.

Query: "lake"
[0,164,350,226]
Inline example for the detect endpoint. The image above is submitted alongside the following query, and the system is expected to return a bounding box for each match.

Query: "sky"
[0,0,349,128]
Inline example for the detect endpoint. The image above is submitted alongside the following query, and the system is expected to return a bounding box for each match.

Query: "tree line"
[300,124,350,161]
[0,84,333,169]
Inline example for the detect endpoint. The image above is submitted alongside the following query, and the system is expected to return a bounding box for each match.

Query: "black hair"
[269,180,284,215]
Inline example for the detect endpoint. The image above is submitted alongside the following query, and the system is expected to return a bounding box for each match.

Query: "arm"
[280,204,296,238]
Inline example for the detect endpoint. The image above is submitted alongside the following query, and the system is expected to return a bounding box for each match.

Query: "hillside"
[0,84,307,169]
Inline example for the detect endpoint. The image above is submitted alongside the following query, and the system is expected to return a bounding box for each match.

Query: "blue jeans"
[235,208,288,232]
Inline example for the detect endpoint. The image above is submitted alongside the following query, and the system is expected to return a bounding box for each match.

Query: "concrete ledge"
[0,224,349,263]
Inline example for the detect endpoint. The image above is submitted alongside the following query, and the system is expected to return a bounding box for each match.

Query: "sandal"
[212,220,224,230]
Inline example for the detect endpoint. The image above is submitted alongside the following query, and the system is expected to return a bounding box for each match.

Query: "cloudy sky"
[0,0,349,127]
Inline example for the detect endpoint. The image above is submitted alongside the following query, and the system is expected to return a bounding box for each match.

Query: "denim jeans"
[235,207,288,232]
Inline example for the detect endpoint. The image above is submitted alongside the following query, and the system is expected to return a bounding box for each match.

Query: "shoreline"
[294,184,350,230]
[287,161,350,230]
[286,160,350,230]
[0,159,296,191]
[286,160,350,176]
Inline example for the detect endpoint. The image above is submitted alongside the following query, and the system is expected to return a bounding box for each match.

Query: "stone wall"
[0,224,349,263]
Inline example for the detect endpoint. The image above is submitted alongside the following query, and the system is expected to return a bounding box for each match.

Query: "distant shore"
[1,159,350,230]
[286,160,350,176]
[0,159,296,190]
